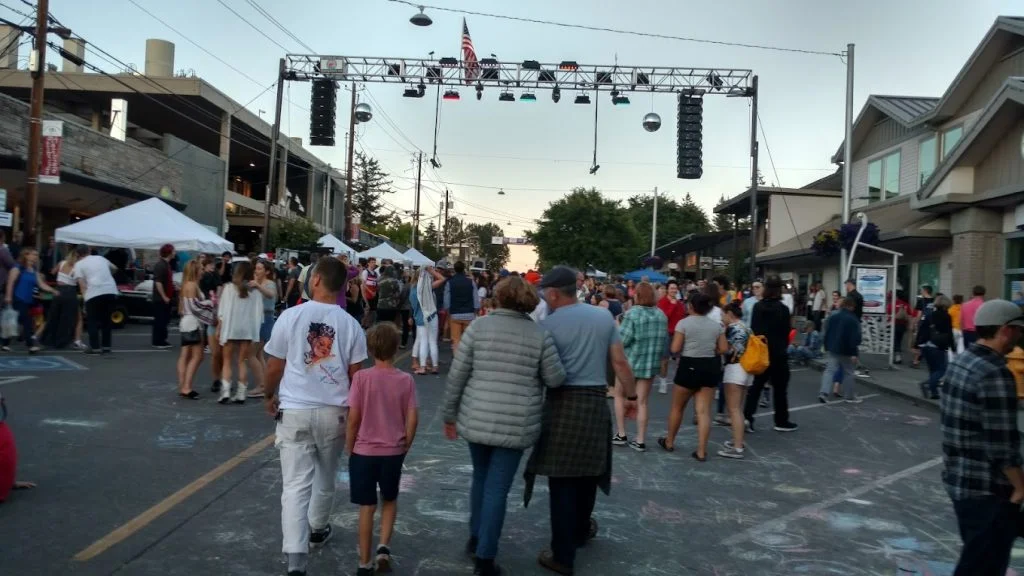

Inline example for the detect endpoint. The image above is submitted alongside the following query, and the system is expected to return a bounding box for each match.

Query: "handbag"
[180,328,202,346]
[1,307,17,339]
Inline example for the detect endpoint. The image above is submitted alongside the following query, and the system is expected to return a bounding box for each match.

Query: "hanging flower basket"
[839,222,880,251]
[642,255,663,269]
[811,229,840,258]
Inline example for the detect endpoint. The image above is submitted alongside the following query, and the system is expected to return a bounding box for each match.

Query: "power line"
[243,0,315,53]
[387,0,843,57]
[757,111,805,252]
[212,0,291,53]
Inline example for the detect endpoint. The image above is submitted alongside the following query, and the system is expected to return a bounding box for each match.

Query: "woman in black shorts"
[658,293,727,461]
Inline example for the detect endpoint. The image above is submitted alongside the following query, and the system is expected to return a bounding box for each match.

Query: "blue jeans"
[820,353,855,398]
[468,443,523,560]
[922,346,947,396]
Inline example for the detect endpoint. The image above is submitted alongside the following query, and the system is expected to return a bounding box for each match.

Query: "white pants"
[276,406,346,553]
[415,319,439,367]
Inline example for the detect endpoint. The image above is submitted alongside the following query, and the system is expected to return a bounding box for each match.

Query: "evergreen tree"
[351,151,394,228]
[713,194,734,232]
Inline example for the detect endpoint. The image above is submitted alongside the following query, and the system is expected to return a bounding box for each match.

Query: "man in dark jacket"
[444,261,479,353]
[818,297,862,404]
[844,278,864,320]
[743,275,798,432]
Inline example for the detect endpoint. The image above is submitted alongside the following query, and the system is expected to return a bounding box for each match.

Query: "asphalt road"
[1,325,1022,576]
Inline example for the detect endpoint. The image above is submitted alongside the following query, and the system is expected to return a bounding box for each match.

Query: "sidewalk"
[806,353,939,412]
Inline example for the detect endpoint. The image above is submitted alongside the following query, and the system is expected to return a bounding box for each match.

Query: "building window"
[918,135,936,187]
[917,261,940,295]
[942,125,963,159]
[868,151,900,202]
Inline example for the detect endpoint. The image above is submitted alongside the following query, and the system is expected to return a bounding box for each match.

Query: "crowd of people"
[2,231,1022,576]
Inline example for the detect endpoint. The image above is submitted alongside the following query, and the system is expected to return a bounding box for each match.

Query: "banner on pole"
[855,267,887,314]
[40,120,63,185]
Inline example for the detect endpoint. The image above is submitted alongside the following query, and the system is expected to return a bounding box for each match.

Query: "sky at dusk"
[36,0,1021,269]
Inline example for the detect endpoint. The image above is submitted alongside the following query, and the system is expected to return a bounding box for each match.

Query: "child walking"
[346,323,419,575]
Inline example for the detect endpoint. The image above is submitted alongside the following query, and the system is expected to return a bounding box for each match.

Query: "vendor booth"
[358,242,408,263]
[403,247,434,267]
[318,234,357,259]
[55,198,234,253]
[623,268,669,283]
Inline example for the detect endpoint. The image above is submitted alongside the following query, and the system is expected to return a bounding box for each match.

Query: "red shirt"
[886,299,912,325]
[961,296,984,332]
[657,296,686,334]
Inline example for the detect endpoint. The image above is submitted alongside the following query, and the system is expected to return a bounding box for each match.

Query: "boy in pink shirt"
[346,323,419,575]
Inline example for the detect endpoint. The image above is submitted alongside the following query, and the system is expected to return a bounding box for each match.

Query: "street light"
[409,6,432,26]
[354,102,373,123]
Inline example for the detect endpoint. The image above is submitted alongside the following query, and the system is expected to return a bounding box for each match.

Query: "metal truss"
[286,55,754,95]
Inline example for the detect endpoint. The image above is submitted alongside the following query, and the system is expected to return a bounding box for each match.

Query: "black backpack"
[377,277,401,310]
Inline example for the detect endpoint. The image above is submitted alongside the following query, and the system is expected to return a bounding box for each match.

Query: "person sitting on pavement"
[940,299,1024,576]
[818,297,862,404]
[788,321,822,365]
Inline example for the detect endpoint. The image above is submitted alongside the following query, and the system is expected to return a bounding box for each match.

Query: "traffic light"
[309,79,337,146]
[677,94,703,179]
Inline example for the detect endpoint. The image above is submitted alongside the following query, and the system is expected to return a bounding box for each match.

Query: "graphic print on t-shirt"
[304,322,337,368]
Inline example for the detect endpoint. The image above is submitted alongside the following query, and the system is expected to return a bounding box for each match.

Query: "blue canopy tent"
[623,268,668,283]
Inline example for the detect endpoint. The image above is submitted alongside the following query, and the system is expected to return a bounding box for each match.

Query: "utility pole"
[443,188,450,253]
[261,58,285,253]
[24,0,50,247]
[650,186,658,257]
[747,75,759,283]
[412,151,422,249]
[840,44,855,287]
[344,81,357,242]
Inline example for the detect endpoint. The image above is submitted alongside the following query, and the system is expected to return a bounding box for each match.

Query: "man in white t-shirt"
[263,256,367,576]
[71,245,119,354]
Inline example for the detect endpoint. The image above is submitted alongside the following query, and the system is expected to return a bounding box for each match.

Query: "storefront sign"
[856,267,888,314]
[0,211,10,227]
[40,120,63,184]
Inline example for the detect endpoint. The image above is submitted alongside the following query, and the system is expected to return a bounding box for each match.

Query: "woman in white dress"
[216,260,262,404]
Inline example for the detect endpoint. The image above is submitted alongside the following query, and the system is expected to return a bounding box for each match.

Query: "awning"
[757,196,949,264]
[650,230,750,260]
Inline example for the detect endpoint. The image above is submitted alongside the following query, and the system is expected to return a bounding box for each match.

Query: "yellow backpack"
[740,330,770,375]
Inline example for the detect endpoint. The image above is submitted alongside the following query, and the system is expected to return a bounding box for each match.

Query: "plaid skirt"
[523,386,612,507]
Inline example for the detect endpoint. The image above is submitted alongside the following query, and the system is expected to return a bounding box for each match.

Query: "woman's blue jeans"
[468,442,523,560]
[922,346,948,396]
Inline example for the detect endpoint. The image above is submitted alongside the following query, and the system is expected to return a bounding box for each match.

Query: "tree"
[713,194,734,232]
[269,217,321,251]
[420,221,441,260]
[465,222,510,270]
[364,214,414,247]
[529,187,642,272]
[351,151,394,228]
[627,192,712,252]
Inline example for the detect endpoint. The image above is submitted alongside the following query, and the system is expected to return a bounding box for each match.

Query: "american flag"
[461,18,478,83]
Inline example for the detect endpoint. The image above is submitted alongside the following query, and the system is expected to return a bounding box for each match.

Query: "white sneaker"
[657,377,668,394]
[218,380,232,404]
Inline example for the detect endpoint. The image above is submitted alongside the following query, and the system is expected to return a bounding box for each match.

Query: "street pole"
[344,81,357,242]
[840,44,855,289]
[261,58,285,253]
[747,75,759,283]
[650,186,658,257]
[443,188,450,252]
[412,151,422,249]
[24,0,50,247]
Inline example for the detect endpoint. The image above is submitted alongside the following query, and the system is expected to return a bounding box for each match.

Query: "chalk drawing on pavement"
[0,355,85,372]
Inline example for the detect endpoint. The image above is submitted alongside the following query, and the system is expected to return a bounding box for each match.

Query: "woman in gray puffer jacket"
[443,275,565,576]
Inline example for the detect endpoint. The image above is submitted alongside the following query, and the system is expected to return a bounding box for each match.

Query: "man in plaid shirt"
[940,298,1024,576]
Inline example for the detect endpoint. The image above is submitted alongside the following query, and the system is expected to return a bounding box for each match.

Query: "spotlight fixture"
[497,188,505,195]
[612,95,630,106]
[574,93,590,105]
[520,93,537,102]
[443,89,460,101]
[559,61,579,71]
[589,164,601,175]
[430,156,442,169]
[248,162,255,167]
[475,82,483,100]
[409,6,432,26]
[499,91,515,102]
[551,86,561,103]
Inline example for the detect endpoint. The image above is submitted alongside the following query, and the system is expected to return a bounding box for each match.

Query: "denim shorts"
[259,312,275,342]
[349,453,406,506]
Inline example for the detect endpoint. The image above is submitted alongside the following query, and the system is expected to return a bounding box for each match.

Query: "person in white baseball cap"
[940,298,1024,576]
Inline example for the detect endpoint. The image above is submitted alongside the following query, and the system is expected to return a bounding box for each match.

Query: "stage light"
[612,95,630,106]
[499,91,515,102]
[559,61,578,71]
[443,90,460,101]
[574,94,590,105]
[552,86,561,103]
[522,60,541,70]
[520,93,537,102]
[475,83,483,100]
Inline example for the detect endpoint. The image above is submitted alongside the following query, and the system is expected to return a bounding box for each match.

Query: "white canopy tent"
[403,247,434,267]
[357,242,408,263]
[318,234,357,258]
[55,198,234,253]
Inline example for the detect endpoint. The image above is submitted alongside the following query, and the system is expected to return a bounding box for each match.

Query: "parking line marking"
[72,433,276,562]
[72,348,413,562]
